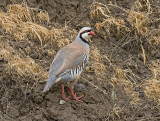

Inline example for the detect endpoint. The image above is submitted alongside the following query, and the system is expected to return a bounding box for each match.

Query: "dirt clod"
[74,83,85,92]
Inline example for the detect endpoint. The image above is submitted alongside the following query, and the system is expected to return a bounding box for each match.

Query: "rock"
[139,92,144,97]
[59,100,66,105]
[74,83,85,92]
[34,114,43,120]
[49,105,57,115]
[71,103,78,110]
[135,87,140,92]
[0,57,4,62]
[19,116,33,121]
[7,107,19,119]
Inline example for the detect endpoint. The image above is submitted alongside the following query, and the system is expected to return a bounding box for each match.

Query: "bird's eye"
[84,30,91,33]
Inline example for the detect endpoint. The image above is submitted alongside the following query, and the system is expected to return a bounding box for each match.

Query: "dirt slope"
[0,0,160,121]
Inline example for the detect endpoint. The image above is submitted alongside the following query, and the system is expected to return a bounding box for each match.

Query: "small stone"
[7,107,20,118]
[34,114,42,120]
[59,100,66,105]
[139,92,144,97]
[20,116,33,121]
[71,104,77,110]
[74,83,85,92]
[135,87,140,92]
[85,83,88,87]
[153,102,157,106]
[49,105,57,114]
[0,57,4,62]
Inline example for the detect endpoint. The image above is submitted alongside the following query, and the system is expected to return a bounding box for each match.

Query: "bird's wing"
[55,47,88,77]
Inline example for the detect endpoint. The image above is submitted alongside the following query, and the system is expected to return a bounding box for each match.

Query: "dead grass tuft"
[90,46,102,62]
[90,0,160,104]
[0,5,52,44]
[144,79,160,104]
[6,4,33,22]
[110,77,140,103]
[50,28,72,48]
[86,46,107,75]
[149,60,160,80]
[144,60,160,104]
[6,4,50,23]
[0,4,74,82]
[0,43,48,79]
[36,11,50,24]
[90,0,160,44]
[0,4,71,48]
[90,2,129,37]
[127,10,149,35]
[91,62,107,75]
[114,66,126,79]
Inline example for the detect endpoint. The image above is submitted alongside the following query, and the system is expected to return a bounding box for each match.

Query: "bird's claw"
[72,94,84,102]
[62,96,71,102]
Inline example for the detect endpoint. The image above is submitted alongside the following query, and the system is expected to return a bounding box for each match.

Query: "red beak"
[89,31,95,36]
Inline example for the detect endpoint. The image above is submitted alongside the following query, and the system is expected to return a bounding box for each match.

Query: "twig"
[81,77,108,96]
[0,110,14,121]
[140,39,146,64]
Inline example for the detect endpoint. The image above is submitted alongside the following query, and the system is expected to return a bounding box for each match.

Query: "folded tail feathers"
[43,75,57,93]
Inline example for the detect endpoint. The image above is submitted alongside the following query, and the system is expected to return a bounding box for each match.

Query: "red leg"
[68,87,84,102]
[61,84,70,101]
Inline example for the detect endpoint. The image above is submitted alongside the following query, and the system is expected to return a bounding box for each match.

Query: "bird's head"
[77,27,95,44]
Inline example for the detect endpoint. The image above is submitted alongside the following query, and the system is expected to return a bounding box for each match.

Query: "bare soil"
[0,0,160,121]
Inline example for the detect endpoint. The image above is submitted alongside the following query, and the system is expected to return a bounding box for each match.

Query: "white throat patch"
[81,32,92,40]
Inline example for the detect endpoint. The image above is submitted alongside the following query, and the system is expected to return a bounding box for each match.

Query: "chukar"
[43,27,95,102]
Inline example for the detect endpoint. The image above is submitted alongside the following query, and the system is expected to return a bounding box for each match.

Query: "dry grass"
[110,76,140,104]
[86,46,107,75]
[90,0,160,44]
[7,4,50,23]
[0,4,70,47]
[0,3,107,85]
[144,79,160,104]
[90,2,129,38]
[0,1,159,106]
[0,5,51,44]
[90,0,160,103]
[6,4,33,22]
[110,66,140,104]
[0,3,107,83]
[90,46,102,62]
[0,1,159,120]
[127,10,149,36]
[114,66,126,79]
[0,43,48,79]
[35,11,50,24]
[149,60,160,80]
[0,4,75,82]
[143,60,160,104]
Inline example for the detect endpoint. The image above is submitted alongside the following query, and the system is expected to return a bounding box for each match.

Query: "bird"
[43,27,95,102]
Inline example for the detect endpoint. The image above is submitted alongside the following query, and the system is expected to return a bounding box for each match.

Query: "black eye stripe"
[81,29,92,34]
[86,30,92,32]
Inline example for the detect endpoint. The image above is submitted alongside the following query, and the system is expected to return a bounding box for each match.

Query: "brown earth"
[0,0,160,121]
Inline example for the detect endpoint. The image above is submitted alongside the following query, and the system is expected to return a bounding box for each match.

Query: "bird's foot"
[61,84,70,102]
[72,93,84,102]
[62,95,71,102]
[69,87,84,102]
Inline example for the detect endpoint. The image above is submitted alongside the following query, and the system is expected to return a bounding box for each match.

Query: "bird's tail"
[43,75,57,93]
